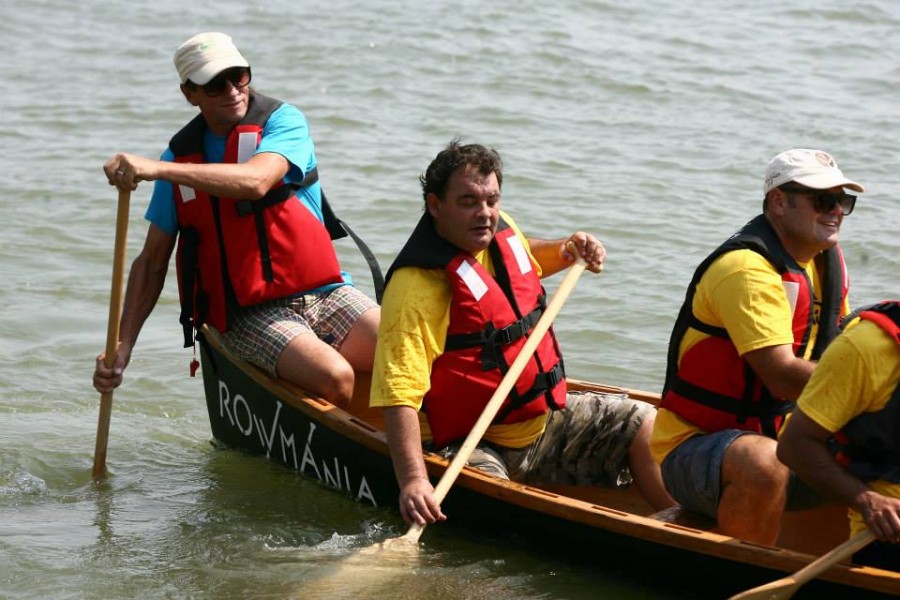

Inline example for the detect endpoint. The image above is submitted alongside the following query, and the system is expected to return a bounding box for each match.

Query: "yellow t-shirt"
[650,248,843,465]
[795,318,900,537]
[369,211,548,448]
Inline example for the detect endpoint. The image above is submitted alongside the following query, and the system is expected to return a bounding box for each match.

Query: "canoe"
[197,326,900,598]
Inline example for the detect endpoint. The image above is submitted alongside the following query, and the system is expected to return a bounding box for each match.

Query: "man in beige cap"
[650,148,866,544]
[94,32,379,407]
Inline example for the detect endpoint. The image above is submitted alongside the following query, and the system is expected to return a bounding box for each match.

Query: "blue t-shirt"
[146,102,351,289]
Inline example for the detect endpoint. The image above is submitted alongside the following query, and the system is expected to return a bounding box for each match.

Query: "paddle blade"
[91,391,114,479]
[728,530,876,600]
[727,576,800,600]
[364,534,421,555]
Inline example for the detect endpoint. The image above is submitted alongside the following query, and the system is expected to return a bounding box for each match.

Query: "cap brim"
[186,55,249,85]
[793,173,865,193]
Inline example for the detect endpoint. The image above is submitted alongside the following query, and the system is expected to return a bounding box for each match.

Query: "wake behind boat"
[197,325,900,598]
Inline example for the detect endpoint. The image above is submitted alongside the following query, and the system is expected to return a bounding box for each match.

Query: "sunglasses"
[779,184,857,216]
[189,67,251,97]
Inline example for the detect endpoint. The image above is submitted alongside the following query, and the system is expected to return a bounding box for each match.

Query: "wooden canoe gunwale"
[197,326,900,598]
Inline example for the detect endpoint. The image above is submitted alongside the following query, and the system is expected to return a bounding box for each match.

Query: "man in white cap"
[649,148,866,544]
[94,32,380,407]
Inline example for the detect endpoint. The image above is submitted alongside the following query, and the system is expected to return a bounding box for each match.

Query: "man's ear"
[425,193,441,218]
[765,189,784,215]
[180,84,199,107]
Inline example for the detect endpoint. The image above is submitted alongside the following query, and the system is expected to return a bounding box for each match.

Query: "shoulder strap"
[317,190,384,304]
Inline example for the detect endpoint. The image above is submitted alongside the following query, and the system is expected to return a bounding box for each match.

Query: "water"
[1,0,898,598]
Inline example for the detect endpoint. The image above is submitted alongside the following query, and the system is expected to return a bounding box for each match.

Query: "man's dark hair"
[420,138,503,203]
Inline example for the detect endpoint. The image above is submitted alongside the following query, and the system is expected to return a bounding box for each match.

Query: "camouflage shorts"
[437,391,654,488]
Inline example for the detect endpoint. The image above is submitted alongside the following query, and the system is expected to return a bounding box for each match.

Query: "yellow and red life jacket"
[387,214,566,449]
[830,301,900,483]
[661,215,848,437]
[170,93,343,343]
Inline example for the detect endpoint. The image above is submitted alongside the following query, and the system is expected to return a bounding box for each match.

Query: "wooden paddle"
[386,247,589,547]
[92,189,130,479]
[728,529,876,600]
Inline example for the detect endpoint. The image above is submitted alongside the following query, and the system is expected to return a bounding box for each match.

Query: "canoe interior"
[197,326,900,598]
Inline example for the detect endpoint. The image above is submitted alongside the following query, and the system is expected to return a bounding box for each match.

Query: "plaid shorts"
[220,285,377,375]
[437,391,653,488]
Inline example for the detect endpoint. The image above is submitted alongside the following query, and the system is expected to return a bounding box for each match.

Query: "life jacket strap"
[495,361,565,423]
[178,226,201,348]
[668,374,792,421]
[445,306,543,352]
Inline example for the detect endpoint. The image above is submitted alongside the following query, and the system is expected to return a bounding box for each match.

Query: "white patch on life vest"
[179,185,196,203]
[456,260,488,301]
[783,280,800,316]
[505,235,533,275]
[237,132,258,164]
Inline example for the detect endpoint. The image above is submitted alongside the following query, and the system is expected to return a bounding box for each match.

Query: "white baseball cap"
[763,148,864,194]
[174,32,250,85]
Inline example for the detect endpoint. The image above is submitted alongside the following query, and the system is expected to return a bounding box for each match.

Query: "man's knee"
[723,435,788,493]
[321,359,355,404]
[276,337,355,405]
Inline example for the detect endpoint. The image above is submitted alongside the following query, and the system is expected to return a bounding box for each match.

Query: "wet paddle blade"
[728,530,876,600]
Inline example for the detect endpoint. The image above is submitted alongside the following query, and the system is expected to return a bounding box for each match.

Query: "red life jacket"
[170,93,343,342]
[387,215,566,449]
[661,215,848,437]
[830,301,900,483]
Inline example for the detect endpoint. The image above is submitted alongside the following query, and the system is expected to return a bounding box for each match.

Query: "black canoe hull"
[198,329,900,598]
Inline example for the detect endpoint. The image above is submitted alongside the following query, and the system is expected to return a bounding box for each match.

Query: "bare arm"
[103,151,289,200]
[778,409,900,541]
[526,231,605,276]
[93,224,175,393]
[742,343,816,400]
[383,405,446,526]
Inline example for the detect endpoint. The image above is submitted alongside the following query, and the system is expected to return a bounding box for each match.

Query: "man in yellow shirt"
[371,140,674,527]
[779,302,900,570]
[650,148,866,544]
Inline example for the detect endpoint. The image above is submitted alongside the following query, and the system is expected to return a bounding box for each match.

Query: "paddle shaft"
[92,189,131,479]
[401,253,588,543]
[728,529,876,600]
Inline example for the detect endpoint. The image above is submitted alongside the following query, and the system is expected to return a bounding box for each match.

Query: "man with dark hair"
[370,140,674,527]
[93,32,379,406]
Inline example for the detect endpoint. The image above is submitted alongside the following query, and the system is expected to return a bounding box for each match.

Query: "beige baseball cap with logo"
[763,148,865,194]
[174,32,250,85]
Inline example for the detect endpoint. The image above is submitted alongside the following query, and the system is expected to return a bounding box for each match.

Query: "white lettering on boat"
[217,378,377,505]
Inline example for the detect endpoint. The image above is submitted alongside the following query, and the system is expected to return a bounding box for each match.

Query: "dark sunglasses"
[779,184,857,216]
[189,67,251,97]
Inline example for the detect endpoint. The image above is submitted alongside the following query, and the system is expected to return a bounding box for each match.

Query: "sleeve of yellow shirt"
[695,249,796,356]
[793,318,900,536]
[796,319,899,433]
[369,267,450,410]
